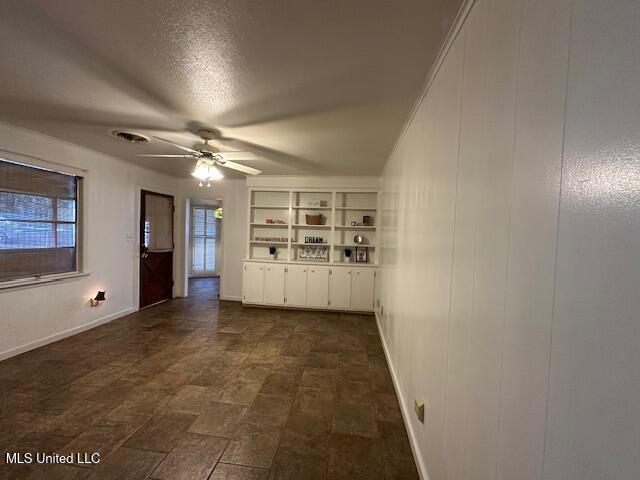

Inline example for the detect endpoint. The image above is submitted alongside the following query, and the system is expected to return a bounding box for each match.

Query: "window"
[191,205,218,275]
[0,158,82,282]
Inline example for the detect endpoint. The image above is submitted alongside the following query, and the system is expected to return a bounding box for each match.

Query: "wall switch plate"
[414,397,425,423]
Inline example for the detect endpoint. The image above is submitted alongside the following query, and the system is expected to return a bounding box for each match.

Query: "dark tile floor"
[0,278,418,480]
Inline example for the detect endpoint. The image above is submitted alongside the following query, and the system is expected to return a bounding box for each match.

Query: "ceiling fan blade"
[217,151,259,161]
[136,154,194,157]
[219,160,262,176]
[152,136,201,155]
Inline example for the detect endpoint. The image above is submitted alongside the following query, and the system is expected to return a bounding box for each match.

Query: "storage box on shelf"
[244,187,379,311]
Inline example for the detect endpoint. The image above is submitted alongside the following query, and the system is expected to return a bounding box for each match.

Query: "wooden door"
[306,266,329,308]
[140,191,174,308]
[243,262,264,304]
[285,265,307,307]
[329,267,351,310]
[350,267,375,311]
[264,264,286,305]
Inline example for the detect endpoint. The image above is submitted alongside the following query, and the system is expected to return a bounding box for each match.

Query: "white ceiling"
[0,0,461,178]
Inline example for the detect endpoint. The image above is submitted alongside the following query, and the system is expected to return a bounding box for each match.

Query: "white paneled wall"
[378,0,640,479]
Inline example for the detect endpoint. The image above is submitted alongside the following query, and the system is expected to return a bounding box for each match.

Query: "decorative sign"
[304,236,326,244]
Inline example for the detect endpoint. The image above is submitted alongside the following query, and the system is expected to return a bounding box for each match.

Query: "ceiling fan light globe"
[191,159,211,180]
[209,166,224,180]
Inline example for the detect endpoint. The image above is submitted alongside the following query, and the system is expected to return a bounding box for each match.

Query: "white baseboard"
[376,311,430,480]
[219,294,242,302]
[0,307,136,361]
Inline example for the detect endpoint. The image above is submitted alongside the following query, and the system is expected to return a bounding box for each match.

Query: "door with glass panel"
[139,191,174,308]
[191,205,219,276]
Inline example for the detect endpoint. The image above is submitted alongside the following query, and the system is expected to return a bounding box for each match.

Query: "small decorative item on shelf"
[299,245,328,261]
[304,236,326,244]
[344,248,353,263]
[356,247,368,263]
[305,213,325,225]
[363,215,373,226]
[265,218,274,223]
[255,236,288,242]
[353,234,364,245]
[351,221,357,226]
[268,246,277,260]
[304,200,324,208]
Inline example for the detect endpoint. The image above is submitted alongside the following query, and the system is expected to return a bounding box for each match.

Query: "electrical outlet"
[414,397,425,423]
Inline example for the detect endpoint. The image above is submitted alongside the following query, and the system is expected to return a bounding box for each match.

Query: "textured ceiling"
[0,0,461,178]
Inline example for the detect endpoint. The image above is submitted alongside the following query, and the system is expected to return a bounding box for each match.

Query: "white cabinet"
[329,267,351,310]
[243,262,264,304]
[285,265,307,307]
[263,264,286,305]
[306,266,330,308]
[242,261,375,312]
[351,267,375,311]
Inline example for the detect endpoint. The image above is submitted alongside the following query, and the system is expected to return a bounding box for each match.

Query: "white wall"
[378,1,640,479]
[0,122,178,359]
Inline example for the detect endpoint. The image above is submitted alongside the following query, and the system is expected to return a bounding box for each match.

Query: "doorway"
[139,190,174,308]
[189,200,222,278]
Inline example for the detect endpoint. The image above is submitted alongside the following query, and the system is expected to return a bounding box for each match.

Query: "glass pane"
[144,193,173,251]
[193,207,205,236]
[57,198,76,222]
[56,223,76,247]
[205,209,216,236]
[0,192,52,220]
[0,220,54,249]
[205,237,215,271]
[193,237,205,272]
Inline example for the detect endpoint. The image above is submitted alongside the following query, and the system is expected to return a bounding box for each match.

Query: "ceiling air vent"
[110,131,150,144]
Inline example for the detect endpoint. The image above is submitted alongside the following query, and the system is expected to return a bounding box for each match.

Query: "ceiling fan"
[137,129,262,186]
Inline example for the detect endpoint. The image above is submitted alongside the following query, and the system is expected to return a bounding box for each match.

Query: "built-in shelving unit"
[247,188,379,264]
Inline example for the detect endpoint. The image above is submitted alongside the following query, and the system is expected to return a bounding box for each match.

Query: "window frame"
[0,154,87,290]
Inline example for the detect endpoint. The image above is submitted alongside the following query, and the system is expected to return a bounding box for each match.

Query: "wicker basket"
[305,214,325,225]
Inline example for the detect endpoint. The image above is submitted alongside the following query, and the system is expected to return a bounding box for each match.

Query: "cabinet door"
[285,265,307,307]
[350,268,375,311]
[329,267,351,310]
[264,264,286,305]
[306,266,330,308]
[243,262,264,304]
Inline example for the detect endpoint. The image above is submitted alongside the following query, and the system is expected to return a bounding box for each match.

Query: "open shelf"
[335,207,377,211]
[247,188,379,263]
[335,225,376,230]
[334,243,376,248]
[292,224,331,229]
[292,206,332,210]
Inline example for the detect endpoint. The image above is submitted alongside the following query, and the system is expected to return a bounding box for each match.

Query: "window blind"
[0,158,80,281]
[192,206,218,274]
